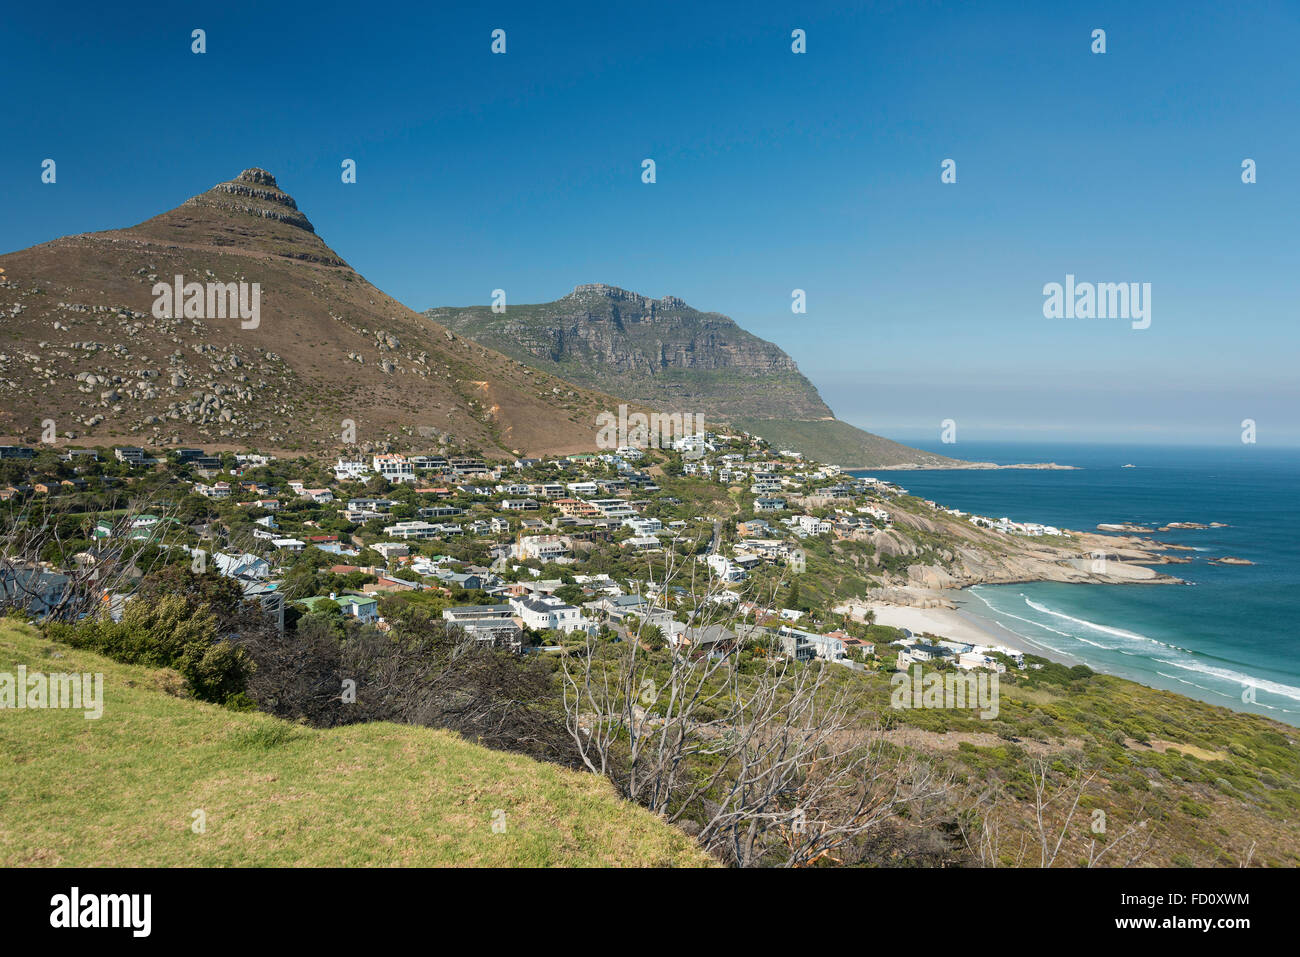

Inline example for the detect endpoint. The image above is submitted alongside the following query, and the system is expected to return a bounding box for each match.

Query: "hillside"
[426,284,962,468]
[0,619,711,867]
[0,169,633,459]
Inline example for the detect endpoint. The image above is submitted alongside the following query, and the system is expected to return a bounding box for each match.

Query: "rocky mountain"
[425,284,962,468]
[0,170,628,458]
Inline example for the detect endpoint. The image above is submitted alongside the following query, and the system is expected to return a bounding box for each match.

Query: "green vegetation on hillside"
[0,620,711,867]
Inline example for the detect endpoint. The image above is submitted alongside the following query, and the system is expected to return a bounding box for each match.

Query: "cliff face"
[547,283,807,376]
[427,283,832,420]
[425,284,964,468]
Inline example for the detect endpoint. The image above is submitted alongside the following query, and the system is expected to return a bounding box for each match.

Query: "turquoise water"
[851,443,1300,726]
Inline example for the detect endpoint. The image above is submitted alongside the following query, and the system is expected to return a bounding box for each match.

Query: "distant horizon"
[868,433,1300,451]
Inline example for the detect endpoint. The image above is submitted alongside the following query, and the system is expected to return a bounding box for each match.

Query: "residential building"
[337,594,380,623]
[442,604,523,652]
[509,595,590,634]
[774,625,847,662]
[334,458,372,482]
[514,535,572,561]
[373,454,416,484]
[706,553,747,582]
[383,521,442,540]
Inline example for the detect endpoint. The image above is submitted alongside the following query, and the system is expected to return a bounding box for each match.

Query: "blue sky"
[3,1,1298,446]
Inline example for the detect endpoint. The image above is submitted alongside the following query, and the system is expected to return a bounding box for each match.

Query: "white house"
[336,594,380,623]
[794,514,832,535]
[212,551,270,580]
[623,516,663,536]
[509,595,591,634]
[384,521,442,540]
[333,458,372,482]
[958,651,1007,673]
[514,535,572,561]
[706,553,747,582]
[373,454,416,484]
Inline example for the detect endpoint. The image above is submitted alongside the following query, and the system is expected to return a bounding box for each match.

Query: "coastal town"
[0,431,1063,674]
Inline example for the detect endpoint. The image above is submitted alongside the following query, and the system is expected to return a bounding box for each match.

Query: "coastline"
[839,443,1300,728]
[844,593,1082,667]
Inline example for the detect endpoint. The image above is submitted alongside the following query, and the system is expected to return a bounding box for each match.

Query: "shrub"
[47,592,250,706]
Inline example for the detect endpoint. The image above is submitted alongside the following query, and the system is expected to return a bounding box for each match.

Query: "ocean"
[850,442,1300,726]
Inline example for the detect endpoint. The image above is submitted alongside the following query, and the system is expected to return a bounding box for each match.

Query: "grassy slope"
[0,620,710,867]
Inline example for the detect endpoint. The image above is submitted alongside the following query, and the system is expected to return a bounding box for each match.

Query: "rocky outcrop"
[184,168,316,232]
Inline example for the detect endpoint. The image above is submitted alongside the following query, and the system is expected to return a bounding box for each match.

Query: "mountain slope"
[0,170,628,458]
[426,284,961,468]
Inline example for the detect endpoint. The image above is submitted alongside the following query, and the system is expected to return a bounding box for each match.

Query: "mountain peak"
[236,167,279,187]
[181,167,315,233]
[0,169,623,457]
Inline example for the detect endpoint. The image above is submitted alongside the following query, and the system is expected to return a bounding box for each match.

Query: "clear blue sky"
[4,1,1297,446]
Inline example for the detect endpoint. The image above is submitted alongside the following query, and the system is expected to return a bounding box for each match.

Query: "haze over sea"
[852,441,1300,726]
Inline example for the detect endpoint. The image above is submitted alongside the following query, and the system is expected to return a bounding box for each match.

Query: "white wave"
[963,592,1071,653]
[1154,670,1234,700]
[1155,658,1300,703]
[1021,598,1192,653]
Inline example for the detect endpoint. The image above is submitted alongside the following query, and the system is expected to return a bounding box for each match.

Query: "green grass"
[0,619,711,867]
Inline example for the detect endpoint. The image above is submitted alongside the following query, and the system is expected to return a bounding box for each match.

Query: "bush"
[47,592,250,706]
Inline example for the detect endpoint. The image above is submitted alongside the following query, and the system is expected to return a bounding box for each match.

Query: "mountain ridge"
[425,283,964,468]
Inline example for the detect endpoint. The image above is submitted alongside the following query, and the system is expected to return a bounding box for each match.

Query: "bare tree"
[0,488,190,622]
[960,756,1156,867]
[561,534,954,867]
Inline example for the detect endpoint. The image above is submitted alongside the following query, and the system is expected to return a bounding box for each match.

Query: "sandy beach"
[850,591,1083,665]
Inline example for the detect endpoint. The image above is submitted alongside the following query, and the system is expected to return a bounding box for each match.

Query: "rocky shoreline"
[840,526,1188,661]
